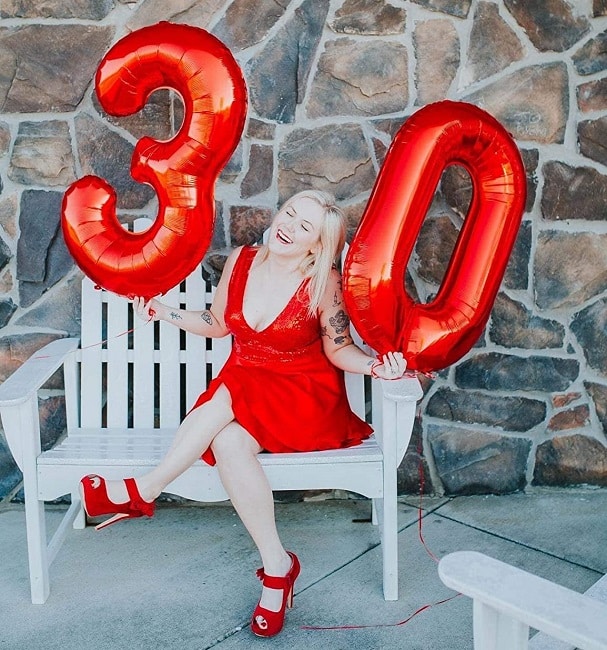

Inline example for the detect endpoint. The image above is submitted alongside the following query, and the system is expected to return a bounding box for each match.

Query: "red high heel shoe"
[79,474,155,530]
[251,551,301,637]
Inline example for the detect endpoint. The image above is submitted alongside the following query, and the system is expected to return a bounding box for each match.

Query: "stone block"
[0,195,18,240]
[426,386,546,432]
[535,231,607,310]
[0,25,113,112]
[15,273,82,337]
[247,119,276,141]
[410,0,471,18]
[75,113,155,210]
[414,19,459,105]
[489,293,564,349]
[9,120,76,187]
[246,0,330,123]
[0,298,16,328]
[0,333,63,384]
[0,234,10,273]
[398,418,434,495]
[571,298,607,375]
[534,434,607,487]
[241,144,273,199]
[213,0,294,51]
[573,30,607,75]
[541,161,607,220]
[331,0,406,35]
[0,433,20,499]
[586,382,607,435]
[504,0,590,53]
[126,0,225,32]
[414,214,459,285]
[578,77,607,112]
[17,190,72,307]
[455,352,578,392]
[229,206,273,247]
[578,116,607,167]
[462,1,523,86]
[547,404,590,432]
[1,0,114,19]
[0,121,10,156]
[309,38,408,118]
[428,424,531,495]
[278,123,375,202]
[465,63,568,144]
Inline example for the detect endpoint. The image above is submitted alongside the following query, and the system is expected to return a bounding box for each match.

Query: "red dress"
[193,246,372,465]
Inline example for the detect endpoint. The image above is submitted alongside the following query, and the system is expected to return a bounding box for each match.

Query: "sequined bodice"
[225,246,323,364]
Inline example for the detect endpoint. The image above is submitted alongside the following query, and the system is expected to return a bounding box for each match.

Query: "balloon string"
[32,319,152,360]
[300,594,460,631]
[301,412,461,632]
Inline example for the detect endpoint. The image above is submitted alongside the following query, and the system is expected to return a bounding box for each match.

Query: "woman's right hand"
[133,296,163,322]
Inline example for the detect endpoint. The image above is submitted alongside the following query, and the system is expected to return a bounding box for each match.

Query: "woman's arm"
[319,269,406,379]
[133,247,243,338]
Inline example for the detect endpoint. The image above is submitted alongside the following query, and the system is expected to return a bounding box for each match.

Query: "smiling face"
[268,195,325,261]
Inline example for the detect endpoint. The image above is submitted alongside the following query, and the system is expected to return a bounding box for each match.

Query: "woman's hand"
[133,296,163,322]
[370,352,407,380]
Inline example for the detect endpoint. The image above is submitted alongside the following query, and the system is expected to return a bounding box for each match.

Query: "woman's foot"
[79,475,155,530]
[251,551,301,637]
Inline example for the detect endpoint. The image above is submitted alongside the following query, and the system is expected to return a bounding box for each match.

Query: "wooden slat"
[79,278,103,428]
[132,301,155,427]
[184,270,208,410]
[159,284,181,428]
[106,291,129,427]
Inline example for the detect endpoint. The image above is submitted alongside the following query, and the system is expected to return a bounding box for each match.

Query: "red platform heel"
[79,474,155,530]
[251,551,301,637]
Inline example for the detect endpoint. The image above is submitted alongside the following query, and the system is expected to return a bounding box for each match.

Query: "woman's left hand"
[371,352,407,380]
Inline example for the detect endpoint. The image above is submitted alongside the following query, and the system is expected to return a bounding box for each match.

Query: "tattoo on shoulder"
[201,311,213,325]
[169,311,182,321]
[329,309,349,334]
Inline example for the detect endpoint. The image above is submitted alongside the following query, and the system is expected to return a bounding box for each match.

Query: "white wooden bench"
[438,551,607,650]
[0,238,422,605]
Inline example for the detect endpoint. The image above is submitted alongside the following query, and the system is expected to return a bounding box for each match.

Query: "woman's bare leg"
[211,423,292,612]
[105,385,235,503]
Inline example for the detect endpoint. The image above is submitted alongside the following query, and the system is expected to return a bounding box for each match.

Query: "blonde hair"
[258,189,346,315]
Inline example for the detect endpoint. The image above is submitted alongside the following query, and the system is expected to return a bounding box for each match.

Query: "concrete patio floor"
[1,488,606,649]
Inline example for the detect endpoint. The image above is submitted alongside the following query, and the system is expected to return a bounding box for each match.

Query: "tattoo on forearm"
[332,291,342,307]
[201,311,213,325]
[329,310,349,334]
[169,311,182,321]
[321,325,332,339]
[334,335,351,345]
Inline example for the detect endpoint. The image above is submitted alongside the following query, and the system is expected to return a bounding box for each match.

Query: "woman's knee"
[211,423,261,462]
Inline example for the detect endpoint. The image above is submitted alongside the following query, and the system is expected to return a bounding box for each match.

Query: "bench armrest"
[0,338,80,407]
[0,337,80,471]
[439,551,607,650]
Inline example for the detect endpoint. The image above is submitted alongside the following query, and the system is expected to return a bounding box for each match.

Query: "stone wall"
[2,0,607,500]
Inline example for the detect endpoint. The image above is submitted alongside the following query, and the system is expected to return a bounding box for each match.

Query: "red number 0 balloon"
[62,22,247,299]
[343,101,526,373]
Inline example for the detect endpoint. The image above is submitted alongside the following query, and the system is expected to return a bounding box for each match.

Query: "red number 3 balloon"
[343,101,526,373]
[62,22,247,299]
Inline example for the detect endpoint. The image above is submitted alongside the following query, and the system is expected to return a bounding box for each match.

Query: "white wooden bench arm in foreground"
[438,551,607,650]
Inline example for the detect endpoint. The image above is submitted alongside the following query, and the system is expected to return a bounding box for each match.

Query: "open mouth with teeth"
[276,228,293,244]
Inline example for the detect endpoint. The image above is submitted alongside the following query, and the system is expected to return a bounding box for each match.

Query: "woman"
[79,190,406,637]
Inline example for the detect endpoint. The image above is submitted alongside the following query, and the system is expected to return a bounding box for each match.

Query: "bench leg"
[474,601,529,650]
[381,494,399,600]
[24,489,50,604]
[71,492,86,530]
